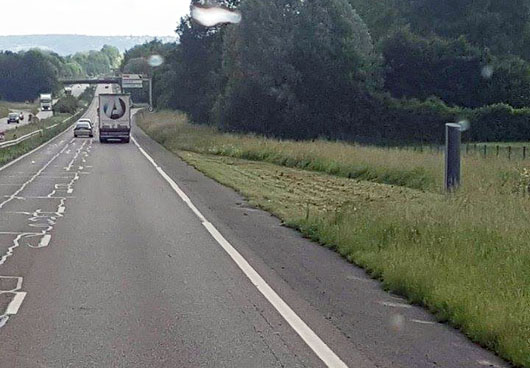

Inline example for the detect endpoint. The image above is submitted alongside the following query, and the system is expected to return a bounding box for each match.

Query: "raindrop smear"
[148,54,165,67]
[481,65,494,79]
[458,119,471,132]
[389,314,405,332]
[191,6,242,27]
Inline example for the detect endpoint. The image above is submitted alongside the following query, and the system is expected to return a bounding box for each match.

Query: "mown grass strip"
[180,152,529,368]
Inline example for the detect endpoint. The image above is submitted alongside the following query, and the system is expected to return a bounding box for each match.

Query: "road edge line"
[131,136,348,368]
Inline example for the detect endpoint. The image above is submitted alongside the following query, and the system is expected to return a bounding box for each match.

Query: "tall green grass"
[136,110,528,195]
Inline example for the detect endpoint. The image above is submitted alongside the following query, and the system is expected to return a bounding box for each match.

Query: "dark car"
[74,119,94,138]
[7,112,19,124]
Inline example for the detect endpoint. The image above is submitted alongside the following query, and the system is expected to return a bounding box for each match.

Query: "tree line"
[0,45,121,102]
[124,0,530,143]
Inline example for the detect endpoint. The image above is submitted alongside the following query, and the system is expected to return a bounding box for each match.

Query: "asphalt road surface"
[0,85,509,368]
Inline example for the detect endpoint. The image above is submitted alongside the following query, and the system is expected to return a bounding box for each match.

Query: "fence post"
[508,146,512,160]
[483,145,487,157]
[496,145,499,157]
[445,123,461,191]
[524,146,527,160]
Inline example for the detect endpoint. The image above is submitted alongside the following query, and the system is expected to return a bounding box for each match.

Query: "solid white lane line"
[6,292,27,315]
[132,137,348,368]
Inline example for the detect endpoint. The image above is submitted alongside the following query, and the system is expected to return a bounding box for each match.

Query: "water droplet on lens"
[458,119,470,132]
[191,6,242,27]
[389,314,405,332]
[481,65,494,79]
[148,54,164,67]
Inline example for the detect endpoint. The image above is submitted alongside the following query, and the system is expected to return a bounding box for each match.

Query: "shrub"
[54,95,78,114]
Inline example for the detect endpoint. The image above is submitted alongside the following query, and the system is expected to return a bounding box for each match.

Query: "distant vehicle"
[7,112,20,124]
[64,86,73,95]
[74,119,93,138]
[19,112,24,121]
[98,94,131,143]
[105,85,109,89]
[40,93,53,111]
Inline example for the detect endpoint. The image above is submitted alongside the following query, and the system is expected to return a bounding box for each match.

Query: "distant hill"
[0,34,177,55]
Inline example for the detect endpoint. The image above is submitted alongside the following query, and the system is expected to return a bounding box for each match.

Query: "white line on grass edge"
[131,136,348,368]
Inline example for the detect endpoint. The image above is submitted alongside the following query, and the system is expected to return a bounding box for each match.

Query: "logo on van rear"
[102,97,127,120]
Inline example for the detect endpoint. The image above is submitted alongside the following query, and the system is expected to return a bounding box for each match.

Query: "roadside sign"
[122,74,144,89]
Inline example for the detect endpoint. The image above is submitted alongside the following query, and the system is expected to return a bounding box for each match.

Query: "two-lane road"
[0,85,509,367]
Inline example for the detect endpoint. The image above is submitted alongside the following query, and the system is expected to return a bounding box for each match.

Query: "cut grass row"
[137,110,530,368]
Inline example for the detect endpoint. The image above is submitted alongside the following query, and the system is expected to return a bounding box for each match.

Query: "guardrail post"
[445,123,461,191]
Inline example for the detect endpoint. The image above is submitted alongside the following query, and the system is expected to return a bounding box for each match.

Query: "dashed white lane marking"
[65,140,87,171]
[38,235,51,248]
[6,292,27,315]
[0,144,70,210]
[0,276,27,323]
[57,206,65,214]
[379,301,412,309]
[410,319,436,325]
[478,360,503,367]
[132,137,348,368]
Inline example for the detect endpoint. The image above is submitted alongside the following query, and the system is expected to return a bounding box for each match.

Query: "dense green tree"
[382,27,530,108]
[0,50,59,101]
[396,0,530,59]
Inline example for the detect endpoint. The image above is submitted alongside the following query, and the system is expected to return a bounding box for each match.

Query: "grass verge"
[137,110,530,367]
[0,113,80,167]
[0,101,39,118]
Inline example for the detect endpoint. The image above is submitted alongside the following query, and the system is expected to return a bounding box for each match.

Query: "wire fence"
[395,143,530,160]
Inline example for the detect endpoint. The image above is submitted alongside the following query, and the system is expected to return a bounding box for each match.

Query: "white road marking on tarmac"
[132,137,348,368]
[6,292,26,315]
[38,235,51,248]
[410,319,436,325]
[379,301,412,309]
[0,276,23,292]
[0,144,70,210]
[478,359,503,367]
[0,234,24,265]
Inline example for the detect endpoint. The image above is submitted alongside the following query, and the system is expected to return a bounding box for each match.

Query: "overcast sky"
[0,0,190,36]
